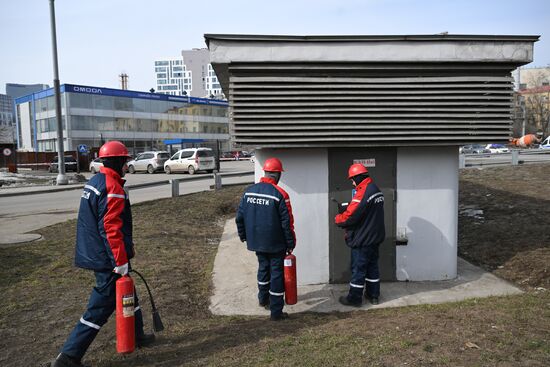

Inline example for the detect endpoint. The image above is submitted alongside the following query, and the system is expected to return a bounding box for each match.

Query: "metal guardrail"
[460,149,550,168]
[127,170,255,197]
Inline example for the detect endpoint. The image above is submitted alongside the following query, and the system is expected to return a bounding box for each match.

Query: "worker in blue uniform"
[335,163,385,307]
[236,157,296,321]
[51,141,154,367]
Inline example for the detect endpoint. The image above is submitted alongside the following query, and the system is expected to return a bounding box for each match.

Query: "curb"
[0,184,86,198]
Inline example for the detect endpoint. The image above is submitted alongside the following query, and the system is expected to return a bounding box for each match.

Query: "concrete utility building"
[205,34,538,285]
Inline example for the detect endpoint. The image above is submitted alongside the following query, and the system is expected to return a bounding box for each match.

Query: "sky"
[1,0,549,94]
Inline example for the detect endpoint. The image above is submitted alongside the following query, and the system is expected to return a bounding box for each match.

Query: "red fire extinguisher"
[116,275,135,354]
[284,253,297,305]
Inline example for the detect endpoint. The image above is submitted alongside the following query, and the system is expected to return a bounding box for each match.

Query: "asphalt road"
[0,160,255,241]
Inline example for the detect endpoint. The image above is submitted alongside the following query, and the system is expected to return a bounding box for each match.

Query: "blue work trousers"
[347,244,381,303]
[61,271,144,360]
[256,251,285,317]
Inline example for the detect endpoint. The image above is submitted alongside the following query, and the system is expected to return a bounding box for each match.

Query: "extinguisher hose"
[130,269,165,332]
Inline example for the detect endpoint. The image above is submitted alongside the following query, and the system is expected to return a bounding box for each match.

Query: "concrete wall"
[255,149,330,285]
[253,146,458,283]
[395,147,458,281]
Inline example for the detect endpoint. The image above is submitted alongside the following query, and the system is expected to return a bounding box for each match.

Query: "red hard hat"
[262,157,284,172]
[348,163,368,179]
[99,141,131,158]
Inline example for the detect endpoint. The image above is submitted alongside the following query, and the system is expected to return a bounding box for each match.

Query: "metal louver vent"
[228,65,515,148]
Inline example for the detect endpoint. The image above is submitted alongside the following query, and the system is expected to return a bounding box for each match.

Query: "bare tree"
[523,71,550,137]
[0,125,15,144]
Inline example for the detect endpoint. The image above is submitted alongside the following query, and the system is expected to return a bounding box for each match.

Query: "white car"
[89,158,103,174]
[485,144,509,154]
[539,136,550,149]
[164,148,216,174]
[127,151,170,174]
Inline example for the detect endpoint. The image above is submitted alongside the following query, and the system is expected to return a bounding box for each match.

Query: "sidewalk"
[209,220,523,315]
[0,183,85,197]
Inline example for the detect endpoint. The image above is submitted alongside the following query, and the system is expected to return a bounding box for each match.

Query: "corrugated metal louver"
[228,65,515,147]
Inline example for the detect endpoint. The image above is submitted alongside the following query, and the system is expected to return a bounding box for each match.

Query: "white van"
[164,148,215,174]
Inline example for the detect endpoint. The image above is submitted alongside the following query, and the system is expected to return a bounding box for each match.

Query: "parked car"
[231,150,251,160]
[459,144,490,154]
[89,158,103,174]
[220,152,235,160]
[127,151,170,174]
[48,156,78,173]
[539,136,550,149]
[164,147,215,174]
[485,144,510,154]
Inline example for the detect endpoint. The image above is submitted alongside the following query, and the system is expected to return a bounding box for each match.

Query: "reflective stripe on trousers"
[256,251,285,317]
[348,244,381,303]
[60,270,144,360]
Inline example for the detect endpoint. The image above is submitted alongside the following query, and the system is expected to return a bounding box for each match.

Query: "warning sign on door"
[353,158,376,167]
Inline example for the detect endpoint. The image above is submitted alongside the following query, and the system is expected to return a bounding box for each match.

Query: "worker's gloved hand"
[113,263,129,276]
[286,247,294,255]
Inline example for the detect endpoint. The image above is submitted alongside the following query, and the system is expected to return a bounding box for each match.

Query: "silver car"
[127,151,170,174]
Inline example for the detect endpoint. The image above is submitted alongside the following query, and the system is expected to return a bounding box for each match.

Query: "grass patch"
[1,165,550,366]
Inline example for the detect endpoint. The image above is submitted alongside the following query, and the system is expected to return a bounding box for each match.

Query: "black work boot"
[52,353,89,367]
[364,294,380,305]
[136,333,156,348]
[259,299,270,310]
[270,312,289,321]
[338,295,362,308]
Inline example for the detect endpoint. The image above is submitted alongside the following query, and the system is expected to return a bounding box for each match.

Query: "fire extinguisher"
[284,253,297,305]
[116,275,135,354]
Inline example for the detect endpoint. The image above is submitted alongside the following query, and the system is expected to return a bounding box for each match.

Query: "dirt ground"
[459,164,550,289]
[0,166,548,367]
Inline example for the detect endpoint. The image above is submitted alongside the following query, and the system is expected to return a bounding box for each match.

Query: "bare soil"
[0,166,548,367]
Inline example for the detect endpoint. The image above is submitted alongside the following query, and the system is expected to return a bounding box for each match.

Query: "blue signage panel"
[64,83,228,106]
[16,83,229,107]
[78,144,88,153]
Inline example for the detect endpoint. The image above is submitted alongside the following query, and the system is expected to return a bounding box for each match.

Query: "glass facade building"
[15,84,229,154]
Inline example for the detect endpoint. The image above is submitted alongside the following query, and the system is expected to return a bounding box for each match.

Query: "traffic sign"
[78,144,88,153]
[3,148,12,156]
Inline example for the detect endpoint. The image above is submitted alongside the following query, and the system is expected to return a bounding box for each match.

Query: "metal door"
[328,148,396,283]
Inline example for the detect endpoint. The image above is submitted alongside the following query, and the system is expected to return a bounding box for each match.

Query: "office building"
[6,83,49,99]
[15,83,229,153]
[0,94,15,143]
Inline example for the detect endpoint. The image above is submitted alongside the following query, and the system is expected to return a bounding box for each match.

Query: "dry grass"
[0,166,549,366]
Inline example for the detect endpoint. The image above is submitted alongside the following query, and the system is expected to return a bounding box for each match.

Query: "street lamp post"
[49,0,68,185]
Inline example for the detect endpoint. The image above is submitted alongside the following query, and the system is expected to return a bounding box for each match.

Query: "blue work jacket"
[236,177,296,253]
[75,167,134,271]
